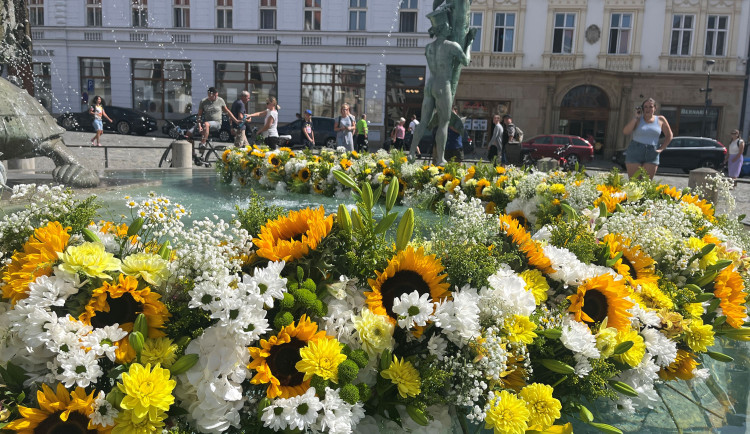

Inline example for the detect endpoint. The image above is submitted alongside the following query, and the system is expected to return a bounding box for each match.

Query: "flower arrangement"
[0,159,749,434]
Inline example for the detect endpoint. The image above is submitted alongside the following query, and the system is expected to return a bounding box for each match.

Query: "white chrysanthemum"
[261,401,288,431]
[427,334,448,360]
[352,308,394,357]
[543,245,589,285]
[25,274,79,308]
[560,317,600,359]
[481,265,535,320]
[283,387,323,431]
[640,327,677,367]
[248,260,287,306]
[433,285,480,345]
[90,391,118,427]
[628,304,661,328]
[392,290,434,329]
[56,348,103,388]
[505,196,539,227]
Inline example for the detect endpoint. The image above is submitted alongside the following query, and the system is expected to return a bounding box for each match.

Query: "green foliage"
[357,382,372,401]
[549,217,598,264]
[339,383,360,405]
[562,357,619,402]
[348,349,369,368]
[234,191,284,236]
[165,298,213,341]
[279,292,294,310]
[437,239,523,289]
[337,359,359,385]
[273,311,294,329]
[310,375,331,397]
[415,361,451,407]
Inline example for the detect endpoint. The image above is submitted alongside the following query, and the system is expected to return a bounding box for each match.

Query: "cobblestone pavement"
[6,131,750,223]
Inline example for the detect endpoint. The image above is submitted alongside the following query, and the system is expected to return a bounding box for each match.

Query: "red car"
[520,134,594,167]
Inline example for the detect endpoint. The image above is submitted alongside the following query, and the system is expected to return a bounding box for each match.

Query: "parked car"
[520,134,594,167]
[612,136,726,173]
[277,116,337,148]
[58,106,158,135]
[162,113,234,142]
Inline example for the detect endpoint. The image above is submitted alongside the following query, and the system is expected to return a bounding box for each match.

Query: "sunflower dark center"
[90,292,142,329]
[620,256,636,279]
[582,289,609,323]
[511,213,528,228]
[288,230,306,243]
[35,410,97,434]
[267,337,306,387]
[380,270,431,319]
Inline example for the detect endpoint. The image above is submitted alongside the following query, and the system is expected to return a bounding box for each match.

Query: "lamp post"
[274,40,281,98]
[701,59,716,138]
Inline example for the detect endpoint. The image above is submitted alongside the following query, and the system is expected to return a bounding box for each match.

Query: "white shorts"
[190,120,221,134]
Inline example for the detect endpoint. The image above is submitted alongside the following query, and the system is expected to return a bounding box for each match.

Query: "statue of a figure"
[409,3,474,165]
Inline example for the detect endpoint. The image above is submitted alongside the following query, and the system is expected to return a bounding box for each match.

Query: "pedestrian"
[486,114,503,162]
[89,95,112,147]
[500,114,521,165]
[334,103,356,151]
[231,90,251,147]
[192,87,239,148]
[302,109,315,149]
[249,96,281,149]
[355,114,369,152]
[622,97,673,180]
[443,107,464,163]
[406,114,419,147]
[725,129,745,180]
[391,117,406,150]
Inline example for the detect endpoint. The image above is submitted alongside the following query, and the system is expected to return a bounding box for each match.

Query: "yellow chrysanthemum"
[567,274,633,331]
[484,390,530,434]
[499,214,554,274]
[352,308,395,356]
[520,269,549,304]
[519,383,562,430]
[365,246,451,331]
[380,356,421,398]
[632,282,674,310]
[112,412,165,434]
[118,363,175,424]
[121,252,170,286]
[686,237,718,269]
[505,315,537,344]
[253,206,335,262]
[614,328,646,367]
[684,302,705,319]
[659,310,688,339]
[58,242,122,279]
[684,319,715,353]
[248,315,329,398]
[295,337,347,383]
[79,274,170,364]
[594,185,626,213]
[659,349,698,381]
[2,221,70,304]
[141,337,178,368]
[595,326,619,358]
[4,383,106,433]
[549,183,566,195]
[601,234,658,290]
[463,165,476,182]
[713,265,748,329]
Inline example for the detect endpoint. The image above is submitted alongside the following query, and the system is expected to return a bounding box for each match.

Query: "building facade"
[26,0,750,154]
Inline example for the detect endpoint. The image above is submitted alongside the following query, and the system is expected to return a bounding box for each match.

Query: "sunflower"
[656,184,682,200]
[253,206,335,262]
[659,349,698,381]
[79,274,170,363]
[268,153,281,167]
[567,274,633,331]
[297,167,312,183]
[2,221,70,305]
[312,179,326,194]
[365,246,450,328]
[4,383,108,433]
[713,265,748,329]
[679,193,715,222]
[248,314,329,398]
[252,167,263,179]
[475,178,491,197]
[499,214,554,274]
[601,234,658,289]
[221,148,231,163]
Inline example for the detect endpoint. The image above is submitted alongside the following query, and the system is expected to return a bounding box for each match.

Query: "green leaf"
[706,350,734,362]
[373,183,384,205]
[385,177,399,212]
[612,341,633,355]
[598,201,608,218]
[540,359,575,375]
[396,209,415,251]
[127,217,144,236]
[81,228,101,243]
[332,170,361,195]
[587,422,623,434]
[374,212,399,235]
[406,405,429,426]
[609,380,638,397]
[705,259,733,273]
[380,349,392,371]
[694,292,714,303]
[538,329,562,339]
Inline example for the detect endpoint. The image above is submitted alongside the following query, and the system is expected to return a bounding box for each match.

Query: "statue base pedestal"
[7,158,35,171]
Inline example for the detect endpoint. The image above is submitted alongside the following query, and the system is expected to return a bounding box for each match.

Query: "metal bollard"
[688,167,719,203]
[171,141,193,168]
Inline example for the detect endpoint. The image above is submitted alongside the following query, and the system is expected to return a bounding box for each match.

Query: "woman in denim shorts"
[89,96,112,147]
[622,98,673,179]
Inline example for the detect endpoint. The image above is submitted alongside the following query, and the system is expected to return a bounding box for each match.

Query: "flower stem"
[655,385,682,434]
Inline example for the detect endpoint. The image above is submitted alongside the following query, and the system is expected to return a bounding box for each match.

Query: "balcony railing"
[396,37,418,48]
[171,34,191,43]
[84,32,102,41]
[302,36,321,46]
[214,34,233,44]
[130,32,148,42]
[347,36,367,47]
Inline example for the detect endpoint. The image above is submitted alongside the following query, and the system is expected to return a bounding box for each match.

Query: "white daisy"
[89,391,118,427]
[427,334,448,360]
[261,401,288,431]
[560,317,600,359]
[283,388,323,431]
[640,327,677,367]
[392,291,434,329]
[248,260,287,306]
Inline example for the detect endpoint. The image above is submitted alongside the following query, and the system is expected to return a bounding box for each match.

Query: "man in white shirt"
[487,114,503,161]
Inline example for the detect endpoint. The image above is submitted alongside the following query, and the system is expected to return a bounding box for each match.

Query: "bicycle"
[159,122,230,168]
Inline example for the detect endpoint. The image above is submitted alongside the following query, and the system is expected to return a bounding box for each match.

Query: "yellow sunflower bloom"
[380,356,421,398]
[253,206,335,262]
[659,349,698,381]
[499,214,554,274]
[713,265,748,329]
[2,221,70,305]
[567,274,633,331]
[4,383,107,433]
[484,390,530,434]
[248,315,329,398]
[601,233,658,290]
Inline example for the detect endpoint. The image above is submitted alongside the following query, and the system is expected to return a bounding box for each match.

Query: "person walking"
[301,109,315,149]
[391,117,406,151]
[500,114,521,165]
[89,96,112,147]
[231,90,251,147]
[444,107,464,162]
[622,97,673,179]
[355,114,369,152]
[249,96,280,149]
[486,114,503,162]
[726,129,745,180]
[406,114,419,148]
[334,103,356,151]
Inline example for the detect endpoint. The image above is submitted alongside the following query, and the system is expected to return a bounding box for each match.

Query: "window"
[301,64,366,117]
[608,13,631,54]
[399,0,417,33]
[217,0,232,29]
[304,0,321,31]
[80,58,111,111]
[29,0,44,26]
[174,0,190,28]
[132,59,192,119]
[386,66,425,129]
[670,14,693,55]
[660,105,719,138]
[349,0,366,31]
[33,63,52,111]
[86,0,102,27]
[132,0,148,28]
[493,13,515,52]
[469,12,482,52]
[552,13,575,54]
[215,62,277,114]
[260,0,276,30]
[705,15,728,56]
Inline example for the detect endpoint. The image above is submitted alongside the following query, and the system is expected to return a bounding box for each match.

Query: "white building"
[26,0,750,154]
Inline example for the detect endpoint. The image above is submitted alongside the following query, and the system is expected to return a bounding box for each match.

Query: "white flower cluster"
[261,387,365,434]
[129,193,188,239]
[433,189,499,245]
[543,244,617,287]
[480,265,536,322]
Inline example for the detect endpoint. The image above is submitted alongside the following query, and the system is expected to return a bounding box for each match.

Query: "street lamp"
[274,40,281,98]
[700,59,716,138]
